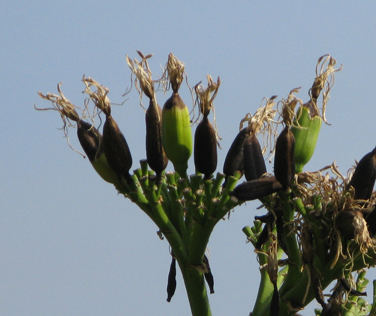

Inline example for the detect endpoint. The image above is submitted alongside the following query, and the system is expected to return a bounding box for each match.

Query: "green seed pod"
[166,257,177,302]
[243,133,266,181]
[274,126,295,189]
[347,147,376,200]
[162,93,193,178]
[146,99,168,179]
[223,127,249,181]
[77,120,120,186]
[291,103,322,173]
[103,115,133,182]
[229,176,283,201]
[194,116,217,179]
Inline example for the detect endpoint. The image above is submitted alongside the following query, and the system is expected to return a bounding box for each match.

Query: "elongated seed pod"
[229,176,283,201]
[166,257,177,302]
[103,115,133,182]
[162,93,193,178]
[347,147,376,200]
[223,127,249,181]
[203,255,214,294]
[291,104,322,173]
[146,99,168,178]
[194,116,217,179]
[274,126,295,189]
[76,120,120,186]
[243,133,266,181]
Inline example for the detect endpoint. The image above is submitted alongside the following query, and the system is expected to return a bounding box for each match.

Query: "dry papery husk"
[309,54,342,124]
[296,162,376,268]
[193,75,222,147]
[239,95,278,160]
[36,83,92,158]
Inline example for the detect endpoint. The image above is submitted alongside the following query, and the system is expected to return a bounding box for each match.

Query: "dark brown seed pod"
[103,115,133,182]
[340,278,367,296]
[365,205,376,236]
[243,133,266,181]
[166,257,177,302]
[203,255,214,294]
[223,128,249,182]
[146,99,168,179]
[270,282,280,316]
[77,120,102,162]
[255,223,271,250]
[194,116,217,179]
[347,147,376,200]
[335,210,363,239]
[274,126,295,189]
[229,176,283,201]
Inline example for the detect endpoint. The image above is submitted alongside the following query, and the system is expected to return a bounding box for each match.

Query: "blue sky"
[2,1,376,315]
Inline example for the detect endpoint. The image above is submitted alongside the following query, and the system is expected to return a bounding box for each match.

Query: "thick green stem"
[179,262,212,316]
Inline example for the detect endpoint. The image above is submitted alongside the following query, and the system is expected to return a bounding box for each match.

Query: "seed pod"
[146,99,168,179]
[347,147,376,200]
[223,127,249,181]
[243,132,266,181]
[274,126,295,189]
[166,257,177,302]
[203,255,214,294]
[193,76,220,180]
[194,116,217,179]
[77,120,120,186]
[103,115,133,182]
[291,103,322,173]
[336,210,364,239]
[229,176,283,201]
[162,93,193,178]
[365,205,376,236]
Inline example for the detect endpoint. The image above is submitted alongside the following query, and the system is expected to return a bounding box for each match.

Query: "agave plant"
[36,53,376,316]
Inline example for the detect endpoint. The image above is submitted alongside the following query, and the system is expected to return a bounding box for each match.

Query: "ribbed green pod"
[162,93,193,178]
[291,104,322,173]
[77,120,120,186]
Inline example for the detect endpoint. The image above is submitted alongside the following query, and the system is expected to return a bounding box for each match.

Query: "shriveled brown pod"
[126,53,168,180]
[83,77,133,183]
[243,132,266,181]
[166,257,177,302]
[146,98,168,178]
[223,127,248,182]
[103,115,133,182]
[274,126,295,189]
[194,116,217,179]
[229,176,283,201]
[203,255,215,294]
[347,147,376,200]
[77,120,102,162]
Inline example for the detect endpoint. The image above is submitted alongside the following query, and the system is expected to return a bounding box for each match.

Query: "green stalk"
[278,191,302,297]
[179,262,212,316]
